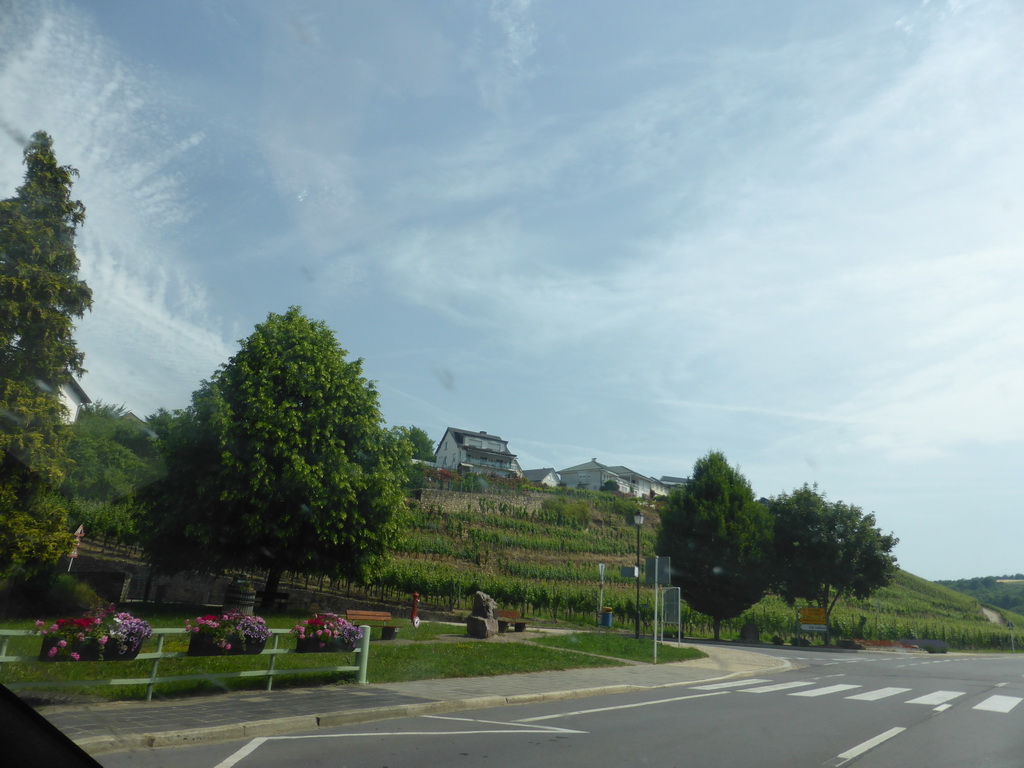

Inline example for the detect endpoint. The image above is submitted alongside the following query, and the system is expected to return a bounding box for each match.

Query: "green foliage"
[394,425,436,461]
[534,632,706,664]
[656,451,773,639]
[140,308,410,600]
[768,483,898,622]
[0,131,91,579]
[937,575,1024,615]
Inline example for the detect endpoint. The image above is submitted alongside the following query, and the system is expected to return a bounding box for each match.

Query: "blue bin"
[600,611,613,628]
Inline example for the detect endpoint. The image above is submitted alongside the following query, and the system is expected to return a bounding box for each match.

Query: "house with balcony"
[604,466,669,498]
[434,427,521,478]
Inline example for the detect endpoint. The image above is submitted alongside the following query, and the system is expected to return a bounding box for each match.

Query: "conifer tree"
[0,131,92,579]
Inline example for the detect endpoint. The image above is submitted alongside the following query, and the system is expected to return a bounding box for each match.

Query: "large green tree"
[767,483,898,636]
[141,308,410,608]
[0,131,92,579]
[656,451,773,640]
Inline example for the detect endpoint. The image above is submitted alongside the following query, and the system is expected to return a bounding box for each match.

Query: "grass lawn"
[533,631,707,664]
[0,618,626,700]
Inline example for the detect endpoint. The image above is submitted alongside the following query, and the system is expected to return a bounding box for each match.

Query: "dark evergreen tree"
[0,131,92,579]
[656,451,772,640]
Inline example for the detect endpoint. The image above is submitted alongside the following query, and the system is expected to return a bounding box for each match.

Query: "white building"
[434,427,521,478]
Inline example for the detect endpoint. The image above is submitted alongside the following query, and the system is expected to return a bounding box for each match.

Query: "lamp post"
[634,512,645,639]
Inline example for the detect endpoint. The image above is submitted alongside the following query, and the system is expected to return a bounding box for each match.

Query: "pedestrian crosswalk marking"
[789,684,862,697]
[845,687,912,701]
[973,695,1022,713]
[905,691,964,706]
[741,681,817,693]
[692,679,771,690]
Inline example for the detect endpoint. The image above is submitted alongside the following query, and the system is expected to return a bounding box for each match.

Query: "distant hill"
[936,575,1024,616]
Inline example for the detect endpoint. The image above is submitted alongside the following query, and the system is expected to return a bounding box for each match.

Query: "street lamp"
[634,512,644,639]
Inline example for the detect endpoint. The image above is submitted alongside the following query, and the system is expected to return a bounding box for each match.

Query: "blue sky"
[2,0,1022,581]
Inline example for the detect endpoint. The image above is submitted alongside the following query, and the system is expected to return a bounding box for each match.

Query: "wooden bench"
[497,609,527,633]
[255,591,290,610]
[346,610,399,640]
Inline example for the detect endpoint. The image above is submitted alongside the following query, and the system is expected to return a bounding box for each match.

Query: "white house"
[434,427,521,478]
[522,467,560,487]
[557,459,633,494]
[604,466,669,498]
[58,378,91,423]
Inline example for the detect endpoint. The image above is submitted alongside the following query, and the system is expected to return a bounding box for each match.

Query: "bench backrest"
[346,610,392,622]
[496,610,521,620]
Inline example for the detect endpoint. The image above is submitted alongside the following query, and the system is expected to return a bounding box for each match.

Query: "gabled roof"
[523,468,559,482]
[604,465,653,482]
[558,458,618,474]
[438,427,516,458]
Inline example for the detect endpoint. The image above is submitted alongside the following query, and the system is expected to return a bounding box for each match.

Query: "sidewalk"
[36,642,791,756]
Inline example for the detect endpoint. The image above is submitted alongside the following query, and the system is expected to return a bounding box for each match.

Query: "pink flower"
[47,647,58,657]
[57,640,67,648]
[98,636,108,645]
[70,652,80,661]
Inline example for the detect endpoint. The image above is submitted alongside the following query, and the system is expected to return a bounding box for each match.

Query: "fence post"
[356,625,371,684]
[146,634,165,702]
[266,633,280,691]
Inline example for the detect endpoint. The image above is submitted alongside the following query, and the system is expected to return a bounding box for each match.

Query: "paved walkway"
[35,641,790,756]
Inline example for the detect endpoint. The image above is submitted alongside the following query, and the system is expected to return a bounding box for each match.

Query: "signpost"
[645,556,671,663]
[798,606,828,645]
[597,563,606,626]
[68,525,85,572]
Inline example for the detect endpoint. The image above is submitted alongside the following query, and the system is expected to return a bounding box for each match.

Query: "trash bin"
[600,610,613,628]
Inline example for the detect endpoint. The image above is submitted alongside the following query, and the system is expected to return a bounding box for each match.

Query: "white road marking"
[789,684,862,697]
[425,715,581,732]
[213,737,267,768]
[517,690,728,722]
[834,727,906,764]
[905,691,964,706]
[845,687,912,701]
[691,678,770,690]
[740,681,817,693]
[973,695,1023,713]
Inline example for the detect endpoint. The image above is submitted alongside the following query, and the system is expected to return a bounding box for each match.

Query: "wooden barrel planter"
[222,581,256,615]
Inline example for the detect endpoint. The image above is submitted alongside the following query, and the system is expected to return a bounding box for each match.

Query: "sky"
[1,0,1022,582]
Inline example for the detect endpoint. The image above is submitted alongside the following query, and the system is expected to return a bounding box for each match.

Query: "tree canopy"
[767,483,898,627]
[0,131,92,579]
[141,307,410,607]
[655,451,773,640]
[395,425,436,462]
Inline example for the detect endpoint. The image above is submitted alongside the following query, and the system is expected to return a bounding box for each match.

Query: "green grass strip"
[533,632,707,664]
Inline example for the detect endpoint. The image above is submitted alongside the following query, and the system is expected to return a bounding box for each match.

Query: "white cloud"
[0,0,233,414]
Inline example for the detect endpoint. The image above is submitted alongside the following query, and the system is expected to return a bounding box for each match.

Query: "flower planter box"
[295,636,356,654]
[38,637,102,662]
[188,633,267,656]
[103,643,143,662]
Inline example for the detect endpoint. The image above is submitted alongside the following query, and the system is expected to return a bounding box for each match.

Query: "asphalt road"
[97,649,1024,768]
